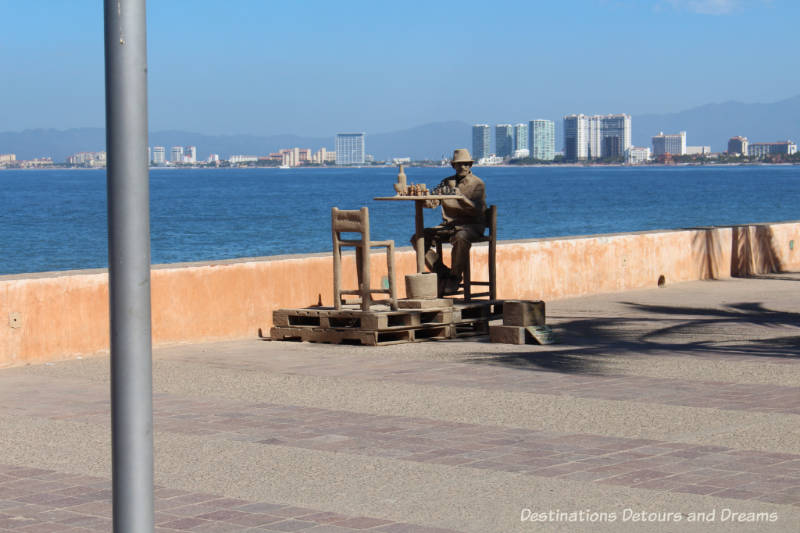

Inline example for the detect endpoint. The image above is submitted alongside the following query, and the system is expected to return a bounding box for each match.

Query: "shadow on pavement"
[463,300,800,375]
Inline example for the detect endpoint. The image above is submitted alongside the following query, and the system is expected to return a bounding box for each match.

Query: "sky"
[1,0,797,137]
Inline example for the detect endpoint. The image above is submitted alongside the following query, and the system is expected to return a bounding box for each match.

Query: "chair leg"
[359,246,371,312]
[489,241,497,301]
[333,243,342,309]
[463,256,471,301]
[386,243,397,310]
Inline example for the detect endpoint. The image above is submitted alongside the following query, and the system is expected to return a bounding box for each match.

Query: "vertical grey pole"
[104,1,154,532]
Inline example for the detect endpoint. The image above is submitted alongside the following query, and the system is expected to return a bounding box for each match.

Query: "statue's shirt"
[438,172,486,227]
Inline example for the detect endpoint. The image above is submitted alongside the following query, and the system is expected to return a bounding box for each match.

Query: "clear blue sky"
[1,0,797,136]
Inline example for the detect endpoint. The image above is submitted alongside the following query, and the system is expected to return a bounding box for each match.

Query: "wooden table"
[374,195,463,273]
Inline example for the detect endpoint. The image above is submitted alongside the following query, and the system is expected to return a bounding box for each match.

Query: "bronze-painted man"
[417,148,487,295]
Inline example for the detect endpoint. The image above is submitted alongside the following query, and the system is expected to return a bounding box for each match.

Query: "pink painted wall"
[2,222,798,367]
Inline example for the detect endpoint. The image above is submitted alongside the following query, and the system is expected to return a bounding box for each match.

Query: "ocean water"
[1,165,799,276]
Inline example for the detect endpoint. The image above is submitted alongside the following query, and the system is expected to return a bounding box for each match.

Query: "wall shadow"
[732,225,783,277]
[691,227,724,279]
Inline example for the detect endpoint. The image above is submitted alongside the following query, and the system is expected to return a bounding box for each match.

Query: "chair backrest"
[331,207,370,244]
[485,205,497,240]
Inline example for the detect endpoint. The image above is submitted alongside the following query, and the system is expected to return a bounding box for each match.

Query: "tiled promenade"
[1,273,799,532]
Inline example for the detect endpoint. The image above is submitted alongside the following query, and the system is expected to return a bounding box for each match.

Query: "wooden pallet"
[273,307,456,331]
[270,300,502,346]
[270,324,452,346]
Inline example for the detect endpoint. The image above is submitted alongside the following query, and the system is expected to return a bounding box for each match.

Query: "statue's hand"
[424,199,440,209]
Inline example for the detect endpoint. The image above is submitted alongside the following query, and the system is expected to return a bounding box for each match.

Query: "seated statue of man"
[416,148,487,296]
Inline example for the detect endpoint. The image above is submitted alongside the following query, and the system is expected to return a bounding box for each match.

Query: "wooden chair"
[436,205,497,301]
[332,207,397,311]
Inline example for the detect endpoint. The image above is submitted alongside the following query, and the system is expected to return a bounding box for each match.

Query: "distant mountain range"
[2,95,798,161]
[632,94,800,151]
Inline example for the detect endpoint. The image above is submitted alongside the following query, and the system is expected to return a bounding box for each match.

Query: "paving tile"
[332,516,394,529]
[265,519,319,532]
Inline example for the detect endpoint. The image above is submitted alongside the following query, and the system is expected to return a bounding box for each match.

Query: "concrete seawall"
[2,221,798,367]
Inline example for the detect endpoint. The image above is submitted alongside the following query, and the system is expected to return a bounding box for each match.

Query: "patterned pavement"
[1,274,799,532]
[0,464,456,532]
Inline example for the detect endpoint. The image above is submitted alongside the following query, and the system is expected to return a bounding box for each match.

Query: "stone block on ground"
[502,300,545,326]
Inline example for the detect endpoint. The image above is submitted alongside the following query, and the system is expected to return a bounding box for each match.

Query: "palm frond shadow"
[464,301,800,375]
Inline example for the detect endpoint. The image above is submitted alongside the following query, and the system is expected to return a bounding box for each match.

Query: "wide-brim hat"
[451,148,474,164]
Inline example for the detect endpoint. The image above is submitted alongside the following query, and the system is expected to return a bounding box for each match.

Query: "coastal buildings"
[152,146,166,165]
[170,146,184,163]
[514,123,528,155]
[495,124,513,158]
[598,114,632,159]
[563,113,631,161]
[625,147,651,165]
[564,114,588,161]
[0,154,17,167]
[67,151,106,167]
[229,155,258,165]
[748,141,797,158]
[686,146,711,156]
[184,146,197,164]
[652,131,686,156]
[529,119,555,161]
[312,147,336,164]
[472,124,490,161]
[728,136,748,156]
[335,133,365,165]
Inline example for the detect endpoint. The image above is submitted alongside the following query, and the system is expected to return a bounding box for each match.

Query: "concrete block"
[489,324,527,344]
[503,300,545,327]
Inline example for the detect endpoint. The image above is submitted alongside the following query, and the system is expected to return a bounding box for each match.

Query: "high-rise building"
[728,136,748,156]
[184,146,197,163]
[514,123,528,154]
[587,116,602,159]
[472,124,491,161]
[564,113,632,160]
[599,114,631,159]
[495,124,513,158]
[529,119,555,161]
[170,146,184,163]
[652,132,686,156]
[564,114,589,161]
[152,146,166,165]
[335,133,365,165]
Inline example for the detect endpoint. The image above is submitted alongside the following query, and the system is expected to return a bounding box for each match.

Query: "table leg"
[414,201,425,273]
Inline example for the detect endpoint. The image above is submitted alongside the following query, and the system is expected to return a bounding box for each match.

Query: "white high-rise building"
[152,146,166,165]
[588,116,602,159]
[529,119,555,161]
[335,133,365,165]
[652,131,686,156]
[564,113,631,160]
[170,146,184,163]
[514,123,528,154]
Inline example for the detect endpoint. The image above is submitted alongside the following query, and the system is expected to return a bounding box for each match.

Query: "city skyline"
[1,1,798,138]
